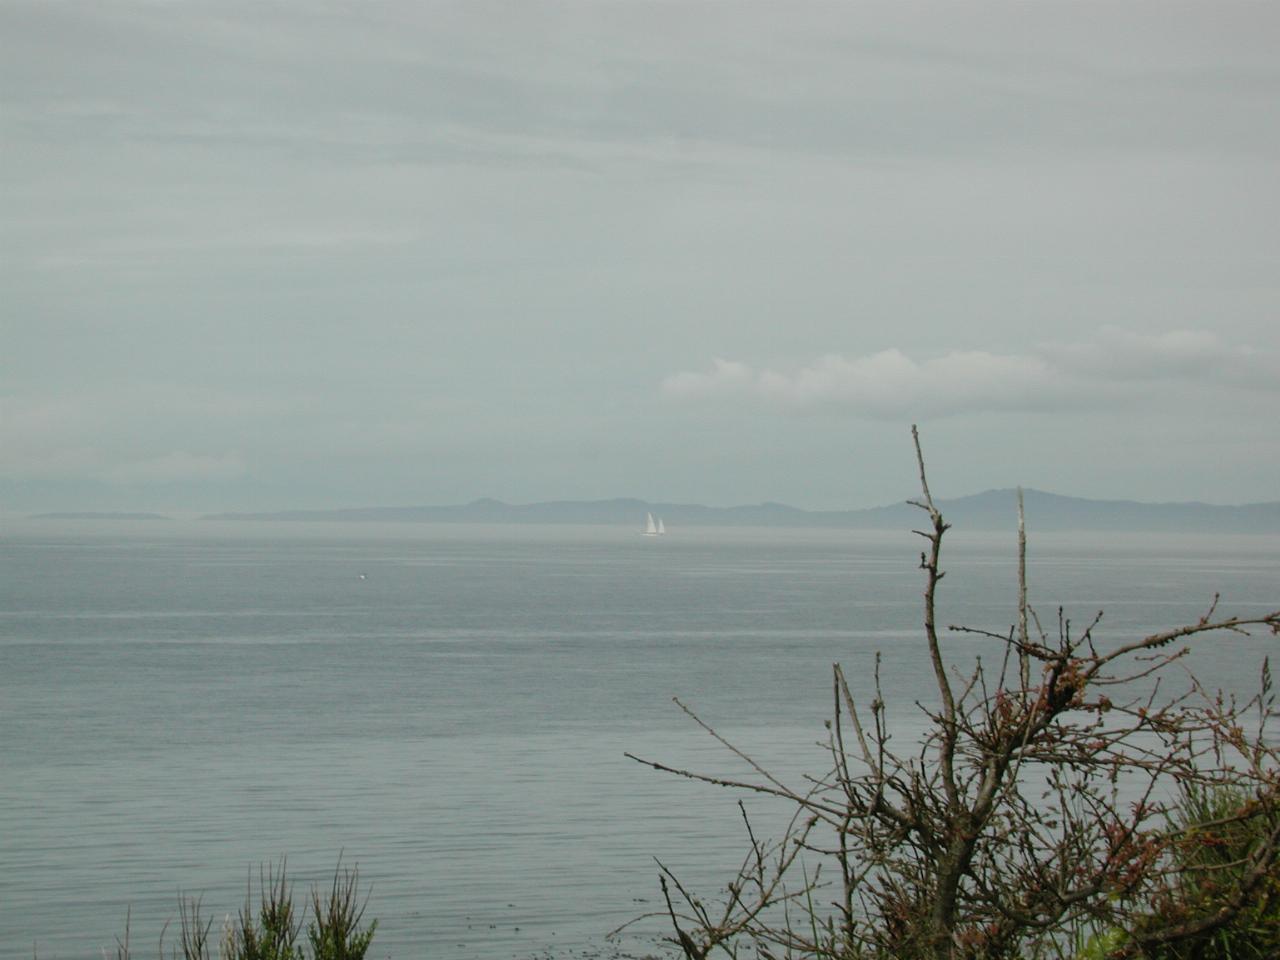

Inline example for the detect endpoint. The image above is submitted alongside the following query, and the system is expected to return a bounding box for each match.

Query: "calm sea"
[2,520,1277,959]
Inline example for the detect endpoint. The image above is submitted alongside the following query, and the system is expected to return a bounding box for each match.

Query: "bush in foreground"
[1121,782,1280,959]
[105,860,376,960]
[624,428,1280,960]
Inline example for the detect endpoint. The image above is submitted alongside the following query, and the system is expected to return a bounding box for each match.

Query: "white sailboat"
[642,512,659,536]
[657,517,666,534]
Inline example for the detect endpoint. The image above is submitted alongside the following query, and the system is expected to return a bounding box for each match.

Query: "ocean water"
[1,520,1277,959]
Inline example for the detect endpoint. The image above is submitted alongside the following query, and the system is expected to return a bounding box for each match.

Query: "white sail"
[643,512,658,536]
[657,517,666,535]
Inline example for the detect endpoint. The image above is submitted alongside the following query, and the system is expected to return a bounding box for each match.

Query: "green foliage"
[1132,784,1280,959]
[1072,783,1280,960]
[210,861,376,960]
[1073,927,1126,960]
[307,864,377,960]
[223,862,305,960]
[94,860,377,960]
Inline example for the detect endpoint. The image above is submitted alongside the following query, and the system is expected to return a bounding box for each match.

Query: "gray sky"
[4,1,1279,514]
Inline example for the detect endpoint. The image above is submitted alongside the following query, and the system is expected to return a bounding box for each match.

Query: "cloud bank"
[661,328,1275,418]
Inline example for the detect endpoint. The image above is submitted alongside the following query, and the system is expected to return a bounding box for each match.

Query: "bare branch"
[624,429,1280,960]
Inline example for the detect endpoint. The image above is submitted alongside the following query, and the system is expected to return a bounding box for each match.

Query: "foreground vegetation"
[105,861,376,960]
[624,428,1280,960]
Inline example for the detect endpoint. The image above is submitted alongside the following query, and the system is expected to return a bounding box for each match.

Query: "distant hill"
[202,490,1280,534]
[29,511,171,520]
[873,489,1280,534]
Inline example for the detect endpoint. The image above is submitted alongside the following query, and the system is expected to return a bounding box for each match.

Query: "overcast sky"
[4,1,1279,514]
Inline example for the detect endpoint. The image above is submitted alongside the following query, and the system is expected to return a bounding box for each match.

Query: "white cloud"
[663,348,1063,418]
[661,328,1276,418]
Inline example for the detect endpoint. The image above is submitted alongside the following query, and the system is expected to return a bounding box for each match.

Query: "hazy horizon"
[5,2,1279,515]
[15,484,1280,531]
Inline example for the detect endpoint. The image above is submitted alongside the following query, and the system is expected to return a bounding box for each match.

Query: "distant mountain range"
[196,490,1280,533]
